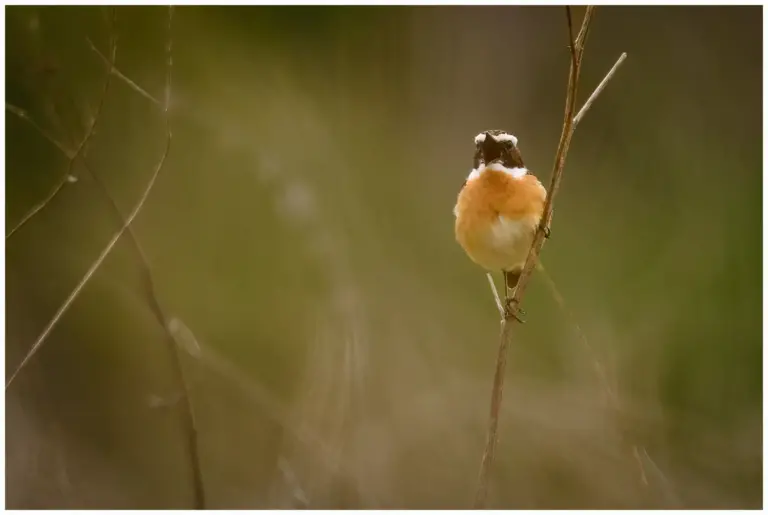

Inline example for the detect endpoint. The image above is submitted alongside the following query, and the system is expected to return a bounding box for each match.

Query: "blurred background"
[4,5,762,509]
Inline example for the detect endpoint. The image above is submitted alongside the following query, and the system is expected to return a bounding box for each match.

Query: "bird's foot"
[504,298,526,323]
[541,224,551,239]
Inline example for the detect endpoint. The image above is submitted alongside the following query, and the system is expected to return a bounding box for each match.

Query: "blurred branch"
[5,7,207,509]
[473,6,628,507]
[5,103,72,156]
[87,36,162,106]
[535,262,617,405]
[171,321,377,507]
[149,8,206,509]
[5,7,118,387]
[536,261,680,504]
[5,8,118,241]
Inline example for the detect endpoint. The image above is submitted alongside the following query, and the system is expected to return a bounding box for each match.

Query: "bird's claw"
[504,299,526,323]
[542,225,551,239]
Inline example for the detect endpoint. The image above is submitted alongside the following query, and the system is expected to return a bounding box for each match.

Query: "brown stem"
[5,9,118,241]
[473,6,628,507]
[6,6,206,509]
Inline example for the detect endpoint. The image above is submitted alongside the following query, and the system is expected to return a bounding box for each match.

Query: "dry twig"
[6,7,206,509]
[473,6,628,507]
[5,9,118,240]
[5,8,117,386]
[87,36,162,106]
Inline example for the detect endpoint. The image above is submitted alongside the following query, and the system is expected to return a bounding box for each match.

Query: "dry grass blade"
[87,36,162,106]
[148,6,206,509]
[8,9,207,506]
[27,7,204,507]
[6,8,118,241]
[5,12,167,390]
[473,5,628,508]
[173,325,375,505]
[538,263,679,505]
[5,103,72,157]
[6,10,208,507]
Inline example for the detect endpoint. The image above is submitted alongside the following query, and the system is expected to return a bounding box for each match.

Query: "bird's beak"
[480,132,502,164]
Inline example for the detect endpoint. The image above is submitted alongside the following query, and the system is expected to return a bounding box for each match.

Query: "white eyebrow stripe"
[473,132,519,146]
[493,133,518,146]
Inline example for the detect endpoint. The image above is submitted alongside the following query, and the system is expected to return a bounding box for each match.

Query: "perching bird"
[454,130,548,316]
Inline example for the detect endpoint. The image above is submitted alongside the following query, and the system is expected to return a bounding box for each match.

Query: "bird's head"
[473,130,525,171]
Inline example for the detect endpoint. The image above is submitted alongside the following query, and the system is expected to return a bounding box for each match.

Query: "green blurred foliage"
[5,5,762,509]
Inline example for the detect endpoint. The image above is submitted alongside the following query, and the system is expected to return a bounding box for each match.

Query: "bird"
[453,130,548,319]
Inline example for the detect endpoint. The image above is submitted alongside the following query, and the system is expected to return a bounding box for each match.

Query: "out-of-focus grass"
[5,5,762,509]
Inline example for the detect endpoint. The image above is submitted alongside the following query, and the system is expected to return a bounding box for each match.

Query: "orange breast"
[454,169,546,272]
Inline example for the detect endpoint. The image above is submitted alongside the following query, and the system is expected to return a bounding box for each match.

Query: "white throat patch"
[466,163,528,182]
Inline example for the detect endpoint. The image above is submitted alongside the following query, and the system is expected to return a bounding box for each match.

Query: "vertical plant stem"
[473,6,630,507]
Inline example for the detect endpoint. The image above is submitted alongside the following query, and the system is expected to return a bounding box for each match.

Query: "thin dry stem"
[566,7,576,64]
[8,9,205,506]
[5,8,117,240]
[88,36,162,106]
[5,103,72,156]
[174,324,370,502]
[473,6,628,507]
[4,16,125,387]
[486,273,504,317]
[574,52,627,127]
[536,262,616,403]
[473,7,587,505]
[5,15,209,508]
[575,6,595,49]
[537,261,678,503]
[150,7,206,509]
